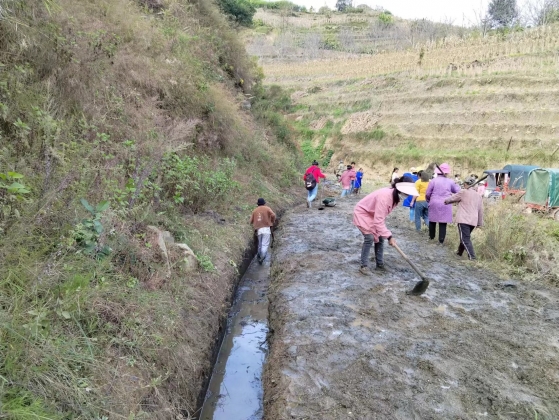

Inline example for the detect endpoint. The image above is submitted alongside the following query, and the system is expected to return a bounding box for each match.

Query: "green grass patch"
[332,100,371,117]
[355,127,386,142]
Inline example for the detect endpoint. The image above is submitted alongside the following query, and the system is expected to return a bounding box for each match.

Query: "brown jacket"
[250,205,276,230]
[445,188,484,227]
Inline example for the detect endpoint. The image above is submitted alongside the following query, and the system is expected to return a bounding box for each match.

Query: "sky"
[290,0,494,25]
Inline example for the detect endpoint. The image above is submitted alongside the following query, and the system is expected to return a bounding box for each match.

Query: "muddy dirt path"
[265,192,559,419]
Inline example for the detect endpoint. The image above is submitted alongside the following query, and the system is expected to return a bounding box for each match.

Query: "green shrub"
[70,199,111,259]
[0,171,31,233]
[378,12,394,25]
[355,127,386,142]
[217,0,256,26]
[159,153,239,213]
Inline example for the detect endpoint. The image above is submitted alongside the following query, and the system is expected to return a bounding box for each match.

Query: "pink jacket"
[353,187,395,242]
[445,189,484,227]
[340,170,355,189]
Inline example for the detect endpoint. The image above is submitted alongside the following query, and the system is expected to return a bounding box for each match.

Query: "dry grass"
[445,199,559,284]
[0,0,300,418]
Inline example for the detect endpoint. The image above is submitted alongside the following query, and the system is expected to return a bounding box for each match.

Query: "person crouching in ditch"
[353,177,419,275]
[250,198,276,264]
[444,176,484,260]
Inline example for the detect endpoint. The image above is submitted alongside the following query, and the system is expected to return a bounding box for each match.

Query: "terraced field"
[250,10,559,175]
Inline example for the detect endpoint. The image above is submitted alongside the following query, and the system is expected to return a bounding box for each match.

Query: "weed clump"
[446,200,559,283]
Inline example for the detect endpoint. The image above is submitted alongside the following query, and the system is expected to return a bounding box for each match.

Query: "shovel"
[392,244,431,296]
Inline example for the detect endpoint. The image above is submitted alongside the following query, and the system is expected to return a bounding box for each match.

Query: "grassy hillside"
[249,8,559,176]
[0,0,300,418]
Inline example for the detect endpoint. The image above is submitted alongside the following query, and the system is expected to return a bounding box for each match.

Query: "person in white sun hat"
[353,176,419,276]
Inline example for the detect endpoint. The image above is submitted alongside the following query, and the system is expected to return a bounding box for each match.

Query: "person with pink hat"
[425,163,460,245]
[353,176,419,275]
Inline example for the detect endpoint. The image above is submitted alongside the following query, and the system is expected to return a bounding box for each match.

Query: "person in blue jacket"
[353,168,364,194]
[402,167,419,221]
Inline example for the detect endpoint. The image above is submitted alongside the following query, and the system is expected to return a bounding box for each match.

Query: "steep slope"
[0,1,299,418]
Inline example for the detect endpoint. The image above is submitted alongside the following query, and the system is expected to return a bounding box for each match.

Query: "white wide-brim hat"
[395,182,419,196]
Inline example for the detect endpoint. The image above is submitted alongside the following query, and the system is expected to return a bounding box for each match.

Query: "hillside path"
[265,191,559,420]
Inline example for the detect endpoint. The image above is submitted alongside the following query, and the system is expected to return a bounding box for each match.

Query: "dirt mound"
[265,198,559,419]
[310,116,330,130]
[291,90,308,101]
[341,111,381,134]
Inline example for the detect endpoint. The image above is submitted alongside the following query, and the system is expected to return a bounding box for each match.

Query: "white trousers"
[258,233,271,259]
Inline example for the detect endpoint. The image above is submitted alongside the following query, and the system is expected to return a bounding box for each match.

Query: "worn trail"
[265,196,559,419]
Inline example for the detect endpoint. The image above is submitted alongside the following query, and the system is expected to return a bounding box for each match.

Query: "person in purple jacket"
[425,162,460,245]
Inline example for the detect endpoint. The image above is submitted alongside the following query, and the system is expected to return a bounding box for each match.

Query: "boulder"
[172,243,198,272]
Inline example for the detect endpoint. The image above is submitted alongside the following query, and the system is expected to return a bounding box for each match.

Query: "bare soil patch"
[341,111,381,134]
[265,196,559,419]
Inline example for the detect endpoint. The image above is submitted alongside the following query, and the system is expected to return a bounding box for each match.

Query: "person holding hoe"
[444,176,484,260]
[353,176,419,275]
[250,198,276,264]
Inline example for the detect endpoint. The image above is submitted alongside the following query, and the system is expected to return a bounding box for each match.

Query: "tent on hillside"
[502,164,540,190]
[525,168,559,208]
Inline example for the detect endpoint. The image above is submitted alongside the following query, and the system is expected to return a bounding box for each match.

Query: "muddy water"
[199,256,270,420]
[265,195,559,420]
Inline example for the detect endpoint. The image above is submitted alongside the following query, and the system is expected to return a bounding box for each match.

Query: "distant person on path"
[445,176,484,260]
[304,160,326,208]
[353,177,419,275]
[454,174,463,186]
[340,165,355,197]
[390,167,399,183]
[353,168,364,194]
[402,167,419,222]
[336,160,345,181]
[250,198,276,264]
[350,161,356,193]
[411,170,430,232]
[426,163,460,245]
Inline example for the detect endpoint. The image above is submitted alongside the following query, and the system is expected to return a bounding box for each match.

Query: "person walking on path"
[353,168,364,194]
[336,160,345,180]
[304,160,326,208]
[426,163,460,245]
[250,198,276,264]
[340,165,355,197]
[402,167,419,222]
[390,167,399,183]
[349,161,356,193]
[445,176,484,260]
[353,177,419,275]
[411,170,430,231]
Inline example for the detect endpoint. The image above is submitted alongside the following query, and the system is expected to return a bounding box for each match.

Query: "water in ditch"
[199,255,270,420]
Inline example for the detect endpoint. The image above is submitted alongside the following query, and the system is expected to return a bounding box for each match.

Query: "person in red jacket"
[303,160,326,208]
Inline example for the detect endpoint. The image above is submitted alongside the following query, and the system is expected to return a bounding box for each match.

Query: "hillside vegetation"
[0,0,300,418]
[250,7,559,176]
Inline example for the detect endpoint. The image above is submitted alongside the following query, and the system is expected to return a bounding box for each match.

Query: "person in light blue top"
[402,167,419,221]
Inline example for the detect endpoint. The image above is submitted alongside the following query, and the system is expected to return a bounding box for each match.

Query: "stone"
[173,243,198,272]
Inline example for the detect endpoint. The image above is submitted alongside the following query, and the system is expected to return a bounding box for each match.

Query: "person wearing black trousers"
[445,176,484,260]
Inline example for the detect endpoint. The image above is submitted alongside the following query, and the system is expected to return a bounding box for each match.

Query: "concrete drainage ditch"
[199,254,271,420]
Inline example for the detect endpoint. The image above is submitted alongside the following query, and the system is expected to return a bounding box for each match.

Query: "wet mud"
[200,256,270,420]
[265,194,559,419]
